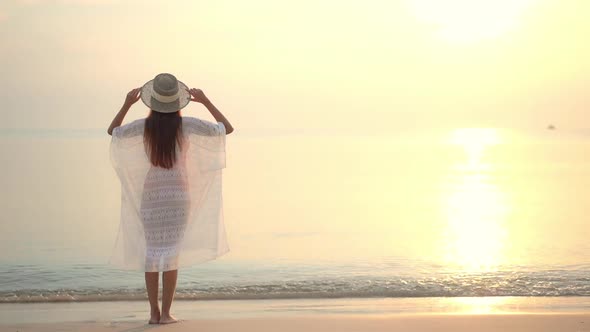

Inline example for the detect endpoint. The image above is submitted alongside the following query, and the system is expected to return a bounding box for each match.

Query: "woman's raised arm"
[108,88,140,135]
[186,88,234,134]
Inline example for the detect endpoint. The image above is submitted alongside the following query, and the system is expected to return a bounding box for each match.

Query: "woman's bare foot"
[159,313,179,324]
[148,309,160,324]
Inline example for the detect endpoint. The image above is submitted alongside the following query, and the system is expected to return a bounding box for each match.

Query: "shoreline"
[2,313,590,332]
[1,296,590,326]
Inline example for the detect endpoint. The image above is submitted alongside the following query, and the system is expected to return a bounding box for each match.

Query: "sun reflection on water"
[441,129,509,272]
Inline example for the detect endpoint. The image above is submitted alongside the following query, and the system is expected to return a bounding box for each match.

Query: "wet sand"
[2,313,590,332]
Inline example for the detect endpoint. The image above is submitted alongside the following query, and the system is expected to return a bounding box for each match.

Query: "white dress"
[109,116,229,272]
[140,157,191,271]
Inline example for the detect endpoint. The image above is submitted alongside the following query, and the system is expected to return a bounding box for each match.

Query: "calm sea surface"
[1,127,589,303]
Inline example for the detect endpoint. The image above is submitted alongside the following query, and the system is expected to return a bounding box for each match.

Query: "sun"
[407,0,533,43]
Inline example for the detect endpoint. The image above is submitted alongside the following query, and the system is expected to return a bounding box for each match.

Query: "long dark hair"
[143,110,184,169]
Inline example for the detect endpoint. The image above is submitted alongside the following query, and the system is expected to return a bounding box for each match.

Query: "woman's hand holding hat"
[186,88,210,105]
[185,87,234,134]
[124,88,141,108]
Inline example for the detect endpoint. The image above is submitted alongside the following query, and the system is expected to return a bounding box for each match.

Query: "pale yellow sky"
[1,0,589,133]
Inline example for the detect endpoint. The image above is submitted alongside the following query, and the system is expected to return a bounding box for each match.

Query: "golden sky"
[1,0,589,133]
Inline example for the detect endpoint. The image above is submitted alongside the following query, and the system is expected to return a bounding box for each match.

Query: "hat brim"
[140,79,191,113]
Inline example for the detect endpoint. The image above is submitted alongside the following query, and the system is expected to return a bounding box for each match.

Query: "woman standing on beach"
[107,73,234,324]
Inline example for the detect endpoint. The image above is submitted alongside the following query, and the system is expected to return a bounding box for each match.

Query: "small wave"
[3,273,590,303]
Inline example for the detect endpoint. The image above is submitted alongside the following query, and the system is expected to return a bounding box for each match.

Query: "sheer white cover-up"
[109,116,229,272]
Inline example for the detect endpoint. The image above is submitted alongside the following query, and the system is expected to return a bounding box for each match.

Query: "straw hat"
[140,73,190,113]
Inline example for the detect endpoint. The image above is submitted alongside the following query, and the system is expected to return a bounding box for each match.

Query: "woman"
[107,73,234,324]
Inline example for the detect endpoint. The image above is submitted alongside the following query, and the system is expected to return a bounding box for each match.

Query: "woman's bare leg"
[144,272,160,324]
[160,269,179,324]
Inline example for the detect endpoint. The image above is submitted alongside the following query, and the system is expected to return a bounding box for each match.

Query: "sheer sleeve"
[182,116,226,137]
[182,116,226,172]
[112,118,145,140]
[110,118,147,170]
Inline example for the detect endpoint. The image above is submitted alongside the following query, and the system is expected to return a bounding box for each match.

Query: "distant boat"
[547,125,556,130]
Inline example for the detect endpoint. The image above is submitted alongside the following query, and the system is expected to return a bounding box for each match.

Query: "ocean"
[1,126,589,304]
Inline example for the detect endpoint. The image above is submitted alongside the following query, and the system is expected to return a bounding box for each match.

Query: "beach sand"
[2,313,590,332]
[2,298,590,332]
